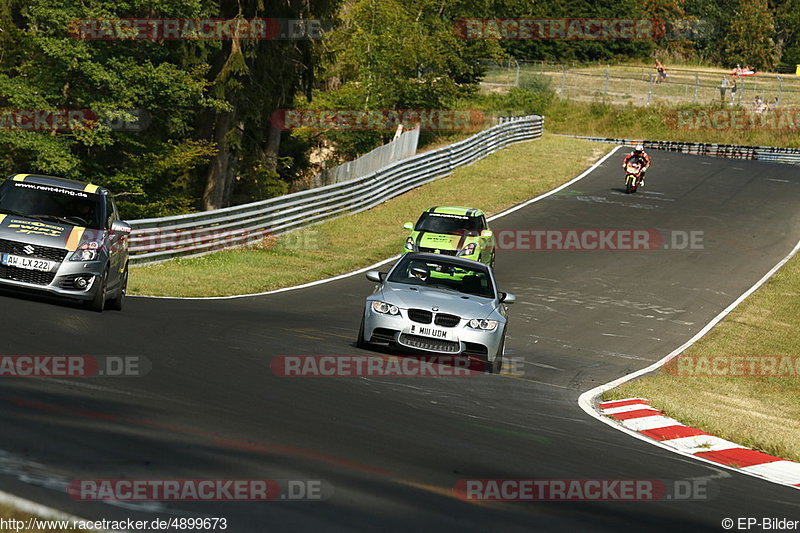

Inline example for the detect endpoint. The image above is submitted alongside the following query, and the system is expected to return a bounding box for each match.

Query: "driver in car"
[410,266,429,282]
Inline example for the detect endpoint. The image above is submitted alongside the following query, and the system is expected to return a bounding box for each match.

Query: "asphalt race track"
[1,149,799,532]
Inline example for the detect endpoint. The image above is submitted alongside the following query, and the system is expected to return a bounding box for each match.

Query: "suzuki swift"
[0,174,131,311]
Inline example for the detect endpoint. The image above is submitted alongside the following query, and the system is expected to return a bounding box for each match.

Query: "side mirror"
[366,271,386,283]
[111,220,132,234]
[480,229,493,238]
[403,222,414,231]
[499,292,516,304]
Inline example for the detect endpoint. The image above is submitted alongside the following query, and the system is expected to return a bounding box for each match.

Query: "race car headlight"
[458,243,477,256]
[405,237,415,251]
[70,241,101,261]
[468,319,498,331]
[372,301,400,315]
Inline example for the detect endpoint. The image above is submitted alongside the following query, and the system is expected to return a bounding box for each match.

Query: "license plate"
[410,324,451,340]
[1,254,56,272]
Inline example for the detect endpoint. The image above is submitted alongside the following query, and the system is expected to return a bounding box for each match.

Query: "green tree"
[199,0,341,210]
[0,0,221,217]
[0,0,342,214]
[305,0,501,161]
[771,0,800,65]
[723,0,779,69]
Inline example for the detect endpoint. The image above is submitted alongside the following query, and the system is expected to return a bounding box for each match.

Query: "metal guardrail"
[128,115,544,265]
[560,135,800,165]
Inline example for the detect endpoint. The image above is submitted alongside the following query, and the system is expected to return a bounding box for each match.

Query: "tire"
[356,314,369,349]
[625,177,632,194]
[86,269,107,313]
[486,335,505,374]
[107,264,127,311]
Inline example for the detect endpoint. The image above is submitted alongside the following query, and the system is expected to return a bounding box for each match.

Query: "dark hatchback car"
[0,174,131,311]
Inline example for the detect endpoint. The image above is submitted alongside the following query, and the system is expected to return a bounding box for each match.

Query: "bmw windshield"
[0,180,104,229]
[388,255,495,298]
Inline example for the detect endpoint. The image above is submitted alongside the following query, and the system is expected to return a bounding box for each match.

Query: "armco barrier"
[560,135,800,164]
[128,115,543,264]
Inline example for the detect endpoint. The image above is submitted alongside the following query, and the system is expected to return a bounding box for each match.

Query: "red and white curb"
[600,398,800,489]
[579,233,800,491]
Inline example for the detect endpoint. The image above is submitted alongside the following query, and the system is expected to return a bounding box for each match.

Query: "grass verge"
[603,250,800,463]
[130,133,610,297]
[545,99,800,148]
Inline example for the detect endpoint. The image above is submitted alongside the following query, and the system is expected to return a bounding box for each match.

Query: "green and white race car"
[403,206,495,267]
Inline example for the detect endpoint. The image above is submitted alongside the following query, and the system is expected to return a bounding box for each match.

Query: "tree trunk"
[263,120,282,174]
[202,109,236,210]
[222,120,244,205]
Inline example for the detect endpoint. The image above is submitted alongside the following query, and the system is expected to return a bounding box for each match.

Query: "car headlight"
[70,241,101,261]
[372,301,400,315]
[468,319,498,331]
[458,243,477,256]
[405,237,415,251]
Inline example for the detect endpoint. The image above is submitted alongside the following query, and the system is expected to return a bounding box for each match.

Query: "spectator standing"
[753,95,764,113]
[655,60,667,84]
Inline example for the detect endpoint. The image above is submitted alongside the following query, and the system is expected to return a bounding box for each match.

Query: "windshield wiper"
[27,214,76,225]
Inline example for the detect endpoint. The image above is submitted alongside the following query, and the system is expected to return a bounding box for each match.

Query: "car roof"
[5,173,105,195]
[425,206,484,217]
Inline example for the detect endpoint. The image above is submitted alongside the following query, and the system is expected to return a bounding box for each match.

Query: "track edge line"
[0,490,111,532]
[578,235,800,490]
[133,144,623,300]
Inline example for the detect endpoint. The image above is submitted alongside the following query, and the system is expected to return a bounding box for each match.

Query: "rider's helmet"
[634,144,644,153]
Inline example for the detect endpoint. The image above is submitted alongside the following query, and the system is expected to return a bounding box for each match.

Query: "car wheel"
[356,313,369,349]
[107,263,127,311]
[487,334,505,374]
[86,269,107,313]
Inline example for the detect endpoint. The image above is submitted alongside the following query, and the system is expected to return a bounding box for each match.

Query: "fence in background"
[313,127,420,187]
[482,61,800,108]
[128,115,544,265]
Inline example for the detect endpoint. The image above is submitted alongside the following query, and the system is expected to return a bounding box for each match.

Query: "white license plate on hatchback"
[1,254,56,272]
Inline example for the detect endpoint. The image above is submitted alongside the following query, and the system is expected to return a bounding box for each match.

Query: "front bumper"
[0,259,105,301]
[362,303,504,360]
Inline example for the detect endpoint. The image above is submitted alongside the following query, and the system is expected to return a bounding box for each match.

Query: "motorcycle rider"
[623,144,651,187]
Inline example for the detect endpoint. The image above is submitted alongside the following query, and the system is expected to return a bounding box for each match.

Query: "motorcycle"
[624,160,644,194]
